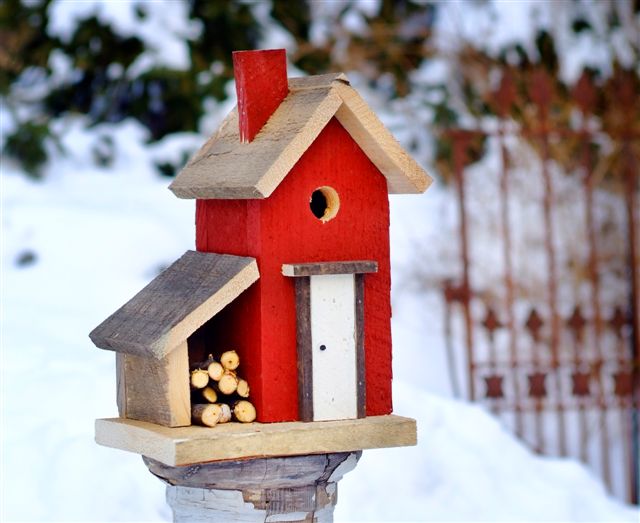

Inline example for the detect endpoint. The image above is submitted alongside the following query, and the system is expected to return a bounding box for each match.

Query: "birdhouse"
[91,49,431,464]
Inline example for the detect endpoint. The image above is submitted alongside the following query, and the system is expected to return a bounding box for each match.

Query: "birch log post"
[144,452,361,523]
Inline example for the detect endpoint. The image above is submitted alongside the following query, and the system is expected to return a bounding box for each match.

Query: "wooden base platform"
[95,415,416,466]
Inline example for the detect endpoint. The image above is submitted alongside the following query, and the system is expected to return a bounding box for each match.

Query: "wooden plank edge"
[282,260,378,277]
[174,416,417,466]
[295,277,314,421]
[169,184,266,200]
[95,418,177,465]
[288,72,349,91]
[355,274,366,418]
[95,415,417,467]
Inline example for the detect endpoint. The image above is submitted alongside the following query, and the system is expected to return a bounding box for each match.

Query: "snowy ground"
[2,118,638,522]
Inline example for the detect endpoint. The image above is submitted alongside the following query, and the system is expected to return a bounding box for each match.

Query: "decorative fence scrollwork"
[440,67,639,504]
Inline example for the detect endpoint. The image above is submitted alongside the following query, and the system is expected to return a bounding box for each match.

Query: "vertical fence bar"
[567,307,589,462]
[525,308,545,453]
[584,139,611,486]
[443,281,462,399]
[623,139,639,504]
[494,72,524,437]
[482,306,502,415]
[498,137,524,434]
[531,69,567,455]
[574,73,612,488]
[451,131,476,401]
[615,70,640,504]
[612,308,635,504]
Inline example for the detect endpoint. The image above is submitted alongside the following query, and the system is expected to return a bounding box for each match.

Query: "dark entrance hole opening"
[310,190,327,219]
[309,186,340,223]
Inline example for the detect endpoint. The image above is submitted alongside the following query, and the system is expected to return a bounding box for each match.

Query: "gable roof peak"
[169,73,432,200]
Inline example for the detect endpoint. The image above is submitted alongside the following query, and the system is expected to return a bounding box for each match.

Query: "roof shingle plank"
[89,251,259,359]
[169,74,432,200]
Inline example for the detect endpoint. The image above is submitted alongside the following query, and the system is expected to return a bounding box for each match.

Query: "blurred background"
[1,0,639,521]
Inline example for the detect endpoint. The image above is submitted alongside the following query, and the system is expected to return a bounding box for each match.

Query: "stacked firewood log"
[190,350,257,427]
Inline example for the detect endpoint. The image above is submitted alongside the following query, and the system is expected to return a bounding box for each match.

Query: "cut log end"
[218,372,239,395]
[201,386,218,404]
[236,379,250,398]
[216,403,232,423]
[220,350,240,371]
[233,400,257,423]
[192,404,222,427]
[190,369,209,390]
[207,361,224,381]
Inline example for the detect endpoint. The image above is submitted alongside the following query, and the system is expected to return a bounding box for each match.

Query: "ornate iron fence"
[440,68,639,504]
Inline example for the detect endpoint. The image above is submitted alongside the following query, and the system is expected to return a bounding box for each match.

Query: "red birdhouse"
[90,49,431,435]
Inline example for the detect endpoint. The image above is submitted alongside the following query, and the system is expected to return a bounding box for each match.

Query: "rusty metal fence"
[439,69,639,504]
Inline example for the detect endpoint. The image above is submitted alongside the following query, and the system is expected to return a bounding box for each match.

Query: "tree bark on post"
[143,452,361,522]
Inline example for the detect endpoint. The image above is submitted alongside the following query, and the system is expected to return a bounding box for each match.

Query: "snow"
[2,117,638,522]
[338,383,637,522]
[2,120,189,523]
[433,0,638,85]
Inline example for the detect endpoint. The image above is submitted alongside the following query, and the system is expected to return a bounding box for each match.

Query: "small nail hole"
[320,344,327,351]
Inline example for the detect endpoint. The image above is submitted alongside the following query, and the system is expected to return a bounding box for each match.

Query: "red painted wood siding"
[196,117,392,422]
[194,199,263,409]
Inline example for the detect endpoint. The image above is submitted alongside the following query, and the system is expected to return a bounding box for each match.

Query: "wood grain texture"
[167,484,335,523]
[288,72,348,90]
[158,453,359,523]
[116,342,191,427]
[89,251,259,359]
[197,119,394,421]
[294,277,313,422]
[282,260,377,277]
[143,452,359,489]
[169,75,431,199]
[355,274,366,419]
[115,352,127,418]
[95,414,417,466]
[169,87,342,199]
[232,49,289,143]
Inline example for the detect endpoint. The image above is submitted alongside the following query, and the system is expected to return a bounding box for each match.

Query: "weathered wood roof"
[169,73,432,199]
[90,251,259,359]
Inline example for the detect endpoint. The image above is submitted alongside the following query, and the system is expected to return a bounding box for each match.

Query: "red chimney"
[232,49,289,143]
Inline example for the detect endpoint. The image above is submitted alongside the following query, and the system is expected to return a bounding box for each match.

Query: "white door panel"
[310,273,357,421]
